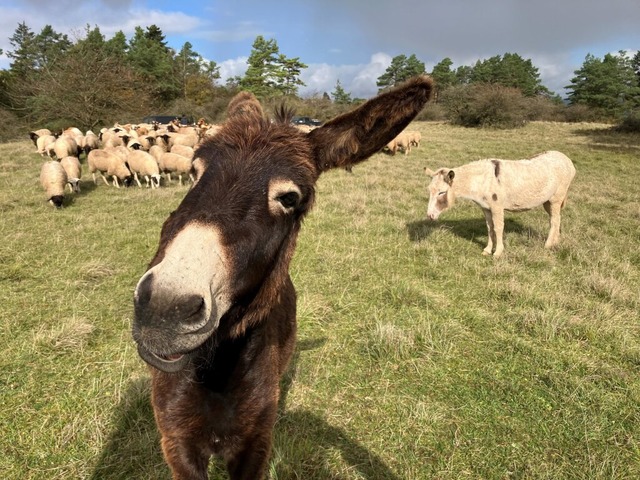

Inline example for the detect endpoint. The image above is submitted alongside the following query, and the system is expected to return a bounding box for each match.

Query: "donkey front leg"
[482,208,495,256]
[489,207,505,258]
[543,200,562,248]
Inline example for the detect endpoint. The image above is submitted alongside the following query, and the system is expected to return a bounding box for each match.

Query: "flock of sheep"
[33,118,422,208]
[31,119,220,208]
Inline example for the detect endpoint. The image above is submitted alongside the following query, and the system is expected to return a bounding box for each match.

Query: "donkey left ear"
[308,76,434,173]
[226,91,264,121]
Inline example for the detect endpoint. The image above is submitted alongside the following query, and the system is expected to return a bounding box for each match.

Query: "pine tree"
[331,79,352,104]
[275,55,307,96]
[567,52,640,117]
[128,26,179,103]
[240,36,280,98]
[377,54,425,91]
[430,58,457,101]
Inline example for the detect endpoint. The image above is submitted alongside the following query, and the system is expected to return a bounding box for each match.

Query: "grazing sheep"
[169,144,194,160]
[148,144,166,164]
[59,156,82,193]
[87,148,133,187]
[83,131,100,156]
[36,134,57,156]
[29,128,52,147]
[126,150,162,188]
[406,130,422,147]
[52,136,78,160]
[158,152,193,185]
[425,150,576,258]
[40,160,68,208]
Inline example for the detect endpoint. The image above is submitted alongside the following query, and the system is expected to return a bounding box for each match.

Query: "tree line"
[0,21,638,139]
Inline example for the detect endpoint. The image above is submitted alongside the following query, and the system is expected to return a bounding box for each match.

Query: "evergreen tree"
[567,51,640,117]
[275,54,307,96]
[240,35,280,98]
[7,22,37,78]
[430,57,457,101]
[470,53,546,96]
[105,30,128,58]
[33,25,71,71]
[377,54,425,91]
[128,25,179,103]
[331,79,352,104]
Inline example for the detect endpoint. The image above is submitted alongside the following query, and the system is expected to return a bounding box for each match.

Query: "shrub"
[615,111,640,133]
[440,84,529,128]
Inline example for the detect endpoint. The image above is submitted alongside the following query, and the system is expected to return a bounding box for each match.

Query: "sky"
[0,0,638,99]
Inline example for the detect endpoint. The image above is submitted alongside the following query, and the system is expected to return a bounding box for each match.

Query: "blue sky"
[1,0,638,98]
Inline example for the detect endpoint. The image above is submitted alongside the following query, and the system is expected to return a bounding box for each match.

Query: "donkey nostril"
[176,295,206,324]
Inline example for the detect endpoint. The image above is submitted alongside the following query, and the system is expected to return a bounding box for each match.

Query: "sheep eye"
[277,191,300,210]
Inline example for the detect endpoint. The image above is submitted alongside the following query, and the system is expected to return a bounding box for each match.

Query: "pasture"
[1,121,639,479]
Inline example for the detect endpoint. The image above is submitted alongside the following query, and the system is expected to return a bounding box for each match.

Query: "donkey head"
[133,76,434,372]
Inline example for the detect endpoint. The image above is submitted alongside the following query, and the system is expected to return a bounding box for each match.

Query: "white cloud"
[218,57,248,83]
[298,53,392,99]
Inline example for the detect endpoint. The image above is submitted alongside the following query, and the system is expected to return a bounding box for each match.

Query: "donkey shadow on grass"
[407,217,535,248]
[91,338,400,480]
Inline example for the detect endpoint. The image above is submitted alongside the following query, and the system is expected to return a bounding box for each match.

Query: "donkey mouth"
[137,344,190,373]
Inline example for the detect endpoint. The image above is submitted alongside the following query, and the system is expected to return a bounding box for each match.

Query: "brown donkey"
[132,76,433,479]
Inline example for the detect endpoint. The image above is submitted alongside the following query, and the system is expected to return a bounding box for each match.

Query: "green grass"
[1,121,639,479]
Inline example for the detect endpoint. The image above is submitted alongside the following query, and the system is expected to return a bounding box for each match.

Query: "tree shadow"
[406,217,533,247]
[570,126,640,152]
[91,337,400,479]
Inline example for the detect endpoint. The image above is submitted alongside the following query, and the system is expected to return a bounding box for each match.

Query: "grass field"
[1,121,639,479]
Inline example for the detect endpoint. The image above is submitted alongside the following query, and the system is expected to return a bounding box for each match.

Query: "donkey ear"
[226,91,264,121]
[308,76,433,173]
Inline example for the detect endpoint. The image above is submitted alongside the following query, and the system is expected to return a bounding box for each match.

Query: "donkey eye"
[438,191,447,196]
[276,191,300,209]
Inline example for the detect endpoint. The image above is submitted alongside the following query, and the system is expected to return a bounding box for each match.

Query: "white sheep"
[126,150,162,188]
[52,135,78,160]
[425,151,576,257]
[29,128,52,147]
[36,134,57,156]
[83,131,100,156]
[40,160,68,208]
[158,152,193,186]
[59,156,82,193]
[170,144,194,160]
[87,148,133,187]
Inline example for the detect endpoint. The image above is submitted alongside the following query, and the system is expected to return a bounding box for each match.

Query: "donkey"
[425,150,576,258]
[132,76,433,479]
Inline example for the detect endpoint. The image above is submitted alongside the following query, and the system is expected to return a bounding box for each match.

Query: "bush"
[615,111,640,133]
[0,107,26,142]
[440,84,529,128]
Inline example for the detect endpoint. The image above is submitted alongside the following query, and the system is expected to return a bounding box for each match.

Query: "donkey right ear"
[308,75,434,173]
[446,170,455,184]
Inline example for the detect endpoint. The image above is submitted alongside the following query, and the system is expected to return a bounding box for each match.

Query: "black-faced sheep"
[36,135,57,156]
[158,152,193,186]
[59,156,82,193]
[29,128,52,147]
[52,136,79,160]
[126,150,162,188]
[87,148,133,187]
[40,160,68,208]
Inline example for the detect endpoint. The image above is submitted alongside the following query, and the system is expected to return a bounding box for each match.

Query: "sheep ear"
[308,76,433,173]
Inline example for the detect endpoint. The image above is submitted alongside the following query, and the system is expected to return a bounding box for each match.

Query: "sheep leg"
[134,173,142,188]
[482,208,495,256]
[543,200,562,248]
[112,176,120,188]
[100,173,110,186]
